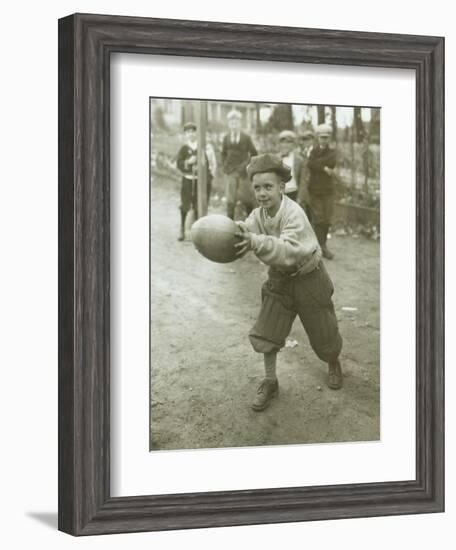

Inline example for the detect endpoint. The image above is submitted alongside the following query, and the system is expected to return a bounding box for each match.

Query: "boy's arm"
[323,148,337,169]
[308,149,336,172]
[250,219,318,269]
[234,211,260,258]
[235,209,318,268]
[176,146,186,173]
[221,135,228,165]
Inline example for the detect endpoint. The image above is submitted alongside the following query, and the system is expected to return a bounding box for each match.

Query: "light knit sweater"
[243,194,321,275]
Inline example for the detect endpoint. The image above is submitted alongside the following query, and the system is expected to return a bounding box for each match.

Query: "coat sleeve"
[250,212,318,269]
[234,211,261,259]
[247,135,258,157]
[243,210,261,234]
[297,156,311,204]
[294,154,303,184]
[324,148,337,169]
[308,148,337,171]
[221,135,228,165]
[176,146,187,173]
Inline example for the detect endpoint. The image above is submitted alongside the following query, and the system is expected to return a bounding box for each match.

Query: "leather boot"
[251,379,279,411]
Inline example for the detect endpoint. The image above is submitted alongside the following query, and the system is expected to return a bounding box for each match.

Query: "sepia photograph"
[149,97,380,451]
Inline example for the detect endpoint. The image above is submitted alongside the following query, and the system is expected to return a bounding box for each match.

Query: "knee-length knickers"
[249,261,342,362]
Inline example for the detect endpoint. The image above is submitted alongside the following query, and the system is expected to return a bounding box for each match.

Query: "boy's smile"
[252,172,284,217]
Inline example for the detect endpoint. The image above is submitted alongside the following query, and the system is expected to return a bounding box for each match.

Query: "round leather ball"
[191,214,239,263]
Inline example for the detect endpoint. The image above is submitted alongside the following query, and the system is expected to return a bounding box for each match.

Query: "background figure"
[176,122,210,241]
[297,130,315,221]
[308,124,337,259]
[221,109,258,219]
[205,135,217,198]
[277,130,306,203]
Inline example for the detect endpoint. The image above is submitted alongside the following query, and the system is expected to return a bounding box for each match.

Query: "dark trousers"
[286,190,298,202]
[225,172,255,219]
[249,262,342,363]
[309,193,334,246]
[180,176,212,218]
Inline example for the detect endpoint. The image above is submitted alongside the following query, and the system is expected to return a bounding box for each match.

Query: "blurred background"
[150,98,380,238]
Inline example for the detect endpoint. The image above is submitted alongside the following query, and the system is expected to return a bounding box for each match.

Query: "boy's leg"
[238,174,256,218]
[264,351,277,380]
[178,178,192,241]
[251,352,279,411]
[225,173,238,219]
[249,277,296,411]
[295,263,343,388]
[321,195,335,259]
[178,208,186,241]
[309,194,334,260]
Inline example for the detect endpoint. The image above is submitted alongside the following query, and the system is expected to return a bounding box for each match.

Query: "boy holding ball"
[235,153,343,411]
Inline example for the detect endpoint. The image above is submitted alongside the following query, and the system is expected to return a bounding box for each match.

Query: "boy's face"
[228,118,241,132]
[251,172,284,213]
[318,134,330,148]
[279,139,294,155]
[185,128,197,142]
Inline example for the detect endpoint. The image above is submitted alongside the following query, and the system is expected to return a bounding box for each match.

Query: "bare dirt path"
[150,175,380,451]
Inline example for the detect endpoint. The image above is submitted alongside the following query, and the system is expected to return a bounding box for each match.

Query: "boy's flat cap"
[247,153,292,183]
[183,122,197,131]
[278,130,297,142]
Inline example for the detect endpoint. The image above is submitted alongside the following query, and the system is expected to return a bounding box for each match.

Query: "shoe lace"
[257,380,275,394]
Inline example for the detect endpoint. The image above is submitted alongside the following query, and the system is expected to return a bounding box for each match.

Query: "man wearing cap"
[175,122,211,241]
[307,124,337,259]
[221,109,258,219]
[234,153,344,411]
[277,130,306,203]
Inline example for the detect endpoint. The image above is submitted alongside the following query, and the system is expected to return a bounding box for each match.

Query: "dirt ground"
[150,175,380,451]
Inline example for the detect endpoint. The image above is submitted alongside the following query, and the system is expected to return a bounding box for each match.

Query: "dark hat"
[183,122,197,132]
[247,153,292,183]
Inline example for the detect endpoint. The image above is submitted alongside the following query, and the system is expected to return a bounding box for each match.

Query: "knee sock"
[264,352,277,381]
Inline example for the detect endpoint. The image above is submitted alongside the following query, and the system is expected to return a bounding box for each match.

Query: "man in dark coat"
[308,124,337,259]
[297,130,315,221]
[221,109,258,219]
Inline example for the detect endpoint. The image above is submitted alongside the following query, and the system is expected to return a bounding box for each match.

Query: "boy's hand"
[234,222,253,257]
[323,166,334,176]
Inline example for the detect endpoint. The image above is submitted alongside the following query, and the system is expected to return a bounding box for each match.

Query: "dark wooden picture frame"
[58,13,444,536]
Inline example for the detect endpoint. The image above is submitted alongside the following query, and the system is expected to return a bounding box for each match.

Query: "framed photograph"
[58,13,444,535]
